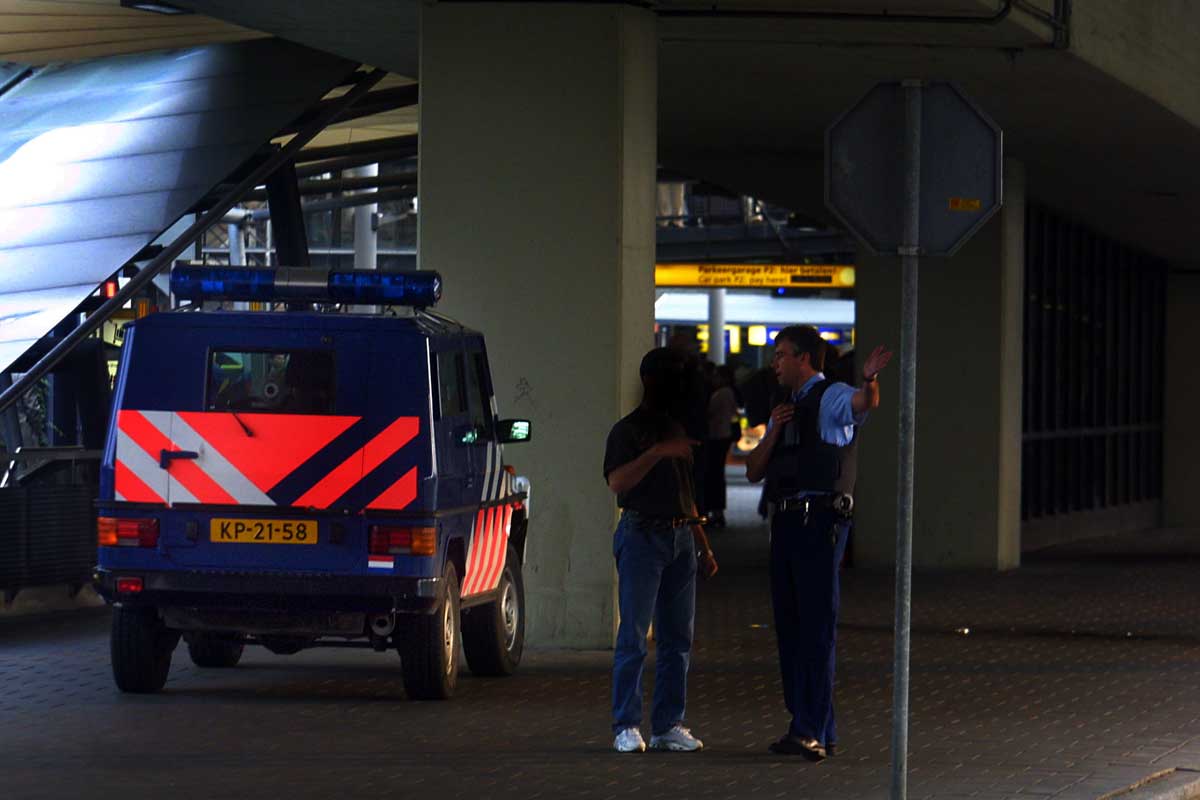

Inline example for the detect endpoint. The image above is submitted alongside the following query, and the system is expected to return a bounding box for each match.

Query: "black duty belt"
[622,510,706,528]
[774,493,854,519]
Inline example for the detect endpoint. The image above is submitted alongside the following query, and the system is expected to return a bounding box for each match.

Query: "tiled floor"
[3,476,1200,799]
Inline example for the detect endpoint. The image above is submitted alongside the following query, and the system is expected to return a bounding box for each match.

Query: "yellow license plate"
[210,518,318,544]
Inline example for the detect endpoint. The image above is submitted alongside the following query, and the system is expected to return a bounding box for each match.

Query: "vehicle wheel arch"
[508,511,528,564]
[445,534,466,586]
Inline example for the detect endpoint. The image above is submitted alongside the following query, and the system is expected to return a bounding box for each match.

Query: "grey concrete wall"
[854,160,1024,570]
[1071,1,1200,132]
[1164,273,1200,528]
[419,5,657,647]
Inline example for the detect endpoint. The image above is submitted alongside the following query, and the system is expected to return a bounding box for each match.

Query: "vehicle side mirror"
[497,419,531,444]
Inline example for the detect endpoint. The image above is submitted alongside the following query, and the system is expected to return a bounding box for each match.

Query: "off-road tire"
[462,544,525,676]
[111,606,179,693]
[187,634,244,668]
[399,561,461,700]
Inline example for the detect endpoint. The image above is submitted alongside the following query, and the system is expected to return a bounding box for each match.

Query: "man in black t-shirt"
[603,347,718,754]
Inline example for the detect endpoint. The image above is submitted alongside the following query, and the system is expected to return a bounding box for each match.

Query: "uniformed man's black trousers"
[769,506,850,746]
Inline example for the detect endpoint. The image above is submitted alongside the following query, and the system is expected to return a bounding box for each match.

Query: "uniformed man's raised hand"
[862,345,894,382]
[654,437,700,461]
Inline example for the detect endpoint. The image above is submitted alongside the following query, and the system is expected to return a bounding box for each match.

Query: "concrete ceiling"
[170,0,420,78]
[0,0,262,63]
[6,0,1199,266]
[306,74,418,150]
[656,16,1200,267]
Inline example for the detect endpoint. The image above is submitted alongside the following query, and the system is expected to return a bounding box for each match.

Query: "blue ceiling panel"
[0,39,357,374]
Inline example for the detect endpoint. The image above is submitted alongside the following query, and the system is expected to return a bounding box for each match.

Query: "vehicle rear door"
[162,327,370,571]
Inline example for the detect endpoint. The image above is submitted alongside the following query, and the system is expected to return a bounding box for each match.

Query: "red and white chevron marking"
[113,409,418,511]
[461,443,517,597]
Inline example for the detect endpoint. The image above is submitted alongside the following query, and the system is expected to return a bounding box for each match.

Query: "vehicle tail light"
[115,577,143,594]
[369,525,436,556]
[98,517,159,548]
[409,527,437,556]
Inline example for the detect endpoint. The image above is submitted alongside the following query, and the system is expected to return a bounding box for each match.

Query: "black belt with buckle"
[623,510,706,528]
[775,493,854,518]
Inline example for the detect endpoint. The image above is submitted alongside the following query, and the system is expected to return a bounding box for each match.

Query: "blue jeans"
[611,511,697,735]
[769,508,850,745]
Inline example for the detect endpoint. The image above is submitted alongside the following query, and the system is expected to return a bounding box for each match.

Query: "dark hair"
[638,347,687,425]
[774,325,826,372]
[639,347,684,377]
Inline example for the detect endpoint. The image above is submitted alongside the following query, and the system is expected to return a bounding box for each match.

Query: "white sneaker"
[649,724,704,752]
[614,727,647,753]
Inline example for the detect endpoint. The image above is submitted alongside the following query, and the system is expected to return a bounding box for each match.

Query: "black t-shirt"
[603,406,695,516]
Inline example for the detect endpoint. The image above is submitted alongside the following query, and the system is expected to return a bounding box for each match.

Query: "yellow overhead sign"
[655,263,855,289]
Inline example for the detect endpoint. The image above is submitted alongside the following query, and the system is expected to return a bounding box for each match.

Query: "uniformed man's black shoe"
[767,735,826,761]
[825,743,837,757]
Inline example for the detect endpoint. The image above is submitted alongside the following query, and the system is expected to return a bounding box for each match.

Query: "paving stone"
[5,478,1200,798]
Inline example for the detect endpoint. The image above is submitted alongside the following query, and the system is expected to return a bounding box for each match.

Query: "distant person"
[604,347,719,754]
[740,364,787,518]
[823,346,858,567]
[745,325,892,761]
[825,346,857,387]
[739,364,779,429]
[668,332,711,513]
[702,364,740,527]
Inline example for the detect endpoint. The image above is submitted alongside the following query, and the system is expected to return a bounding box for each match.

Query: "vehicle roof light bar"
[170,265,442,308]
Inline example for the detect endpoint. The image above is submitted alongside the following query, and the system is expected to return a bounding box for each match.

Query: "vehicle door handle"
[160,449,199,469]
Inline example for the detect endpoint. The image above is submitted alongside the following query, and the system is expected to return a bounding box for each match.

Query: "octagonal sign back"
[825,81,1003,256]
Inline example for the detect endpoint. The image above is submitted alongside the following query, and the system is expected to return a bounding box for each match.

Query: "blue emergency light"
[170,265,442,308]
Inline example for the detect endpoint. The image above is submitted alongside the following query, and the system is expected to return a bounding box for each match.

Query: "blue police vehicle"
[93,266,531,699]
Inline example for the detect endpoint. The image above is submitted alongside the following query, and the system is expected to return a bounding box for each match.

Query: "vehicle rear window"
[208,350,335,414]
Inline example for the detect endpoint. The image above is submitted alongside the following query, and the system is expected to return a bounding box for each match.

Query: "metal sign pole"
[890,78,922,800]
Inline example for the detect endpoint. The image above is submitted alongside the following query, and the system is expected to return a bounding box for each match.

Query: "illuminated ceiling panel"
[0,37,356,373]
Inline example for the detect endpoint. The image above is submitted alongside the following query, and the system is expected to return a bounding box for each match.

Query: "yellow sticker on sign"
[949,197,982,212]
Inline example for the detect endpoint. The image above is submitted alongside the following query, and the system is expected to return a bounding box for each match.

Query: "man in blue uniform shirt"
[746,325,893,761]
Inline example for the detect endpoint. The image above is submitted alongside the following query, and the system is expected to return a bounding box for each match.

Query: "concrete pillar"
[48,316,79,447]
[350,163,379,270]
[419,4,657,647]
[708,289,726,365]
[225,216,248,310]
[0,373,21,456]
[227,222,244,266]
[854,159,1025,570]
[1164,273,1200,527]
[349,163,379,314]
